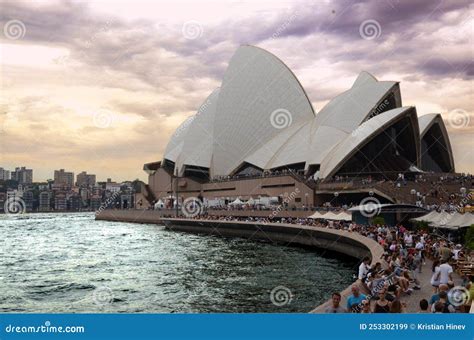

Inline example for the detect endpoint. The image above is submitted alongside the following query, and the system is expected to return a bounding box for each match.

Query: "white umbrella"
[229,198,244,205]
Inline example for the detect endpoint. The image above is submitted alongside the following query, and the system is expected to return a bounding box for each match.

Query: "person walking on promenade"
[439,242,452,262]
[346,284,366,313]
[438,259,453,285]
[430,259,441,292]
[324,292,347,313]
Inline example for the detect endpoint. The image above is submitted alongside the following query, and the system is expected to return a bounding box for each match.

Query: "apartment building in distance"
[39,191,51,212]
[0,168,10,180]
[76,171,96,187]
[54,169,74,187]
[11,167,33,184]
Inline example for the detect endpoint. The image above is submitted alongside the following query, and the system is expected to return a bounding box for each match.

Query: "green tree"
[413,220,430,232]
[465,225,474,250]
[371,216,385,225]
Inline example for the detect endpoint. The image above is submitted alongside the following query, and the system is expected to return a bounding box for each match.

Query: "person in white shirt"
[415,239,426,265]
[415,241,424,251]
[358,257,371,280]
[430,259,441,292]
[437,259,453,285]
[453,244,462,260]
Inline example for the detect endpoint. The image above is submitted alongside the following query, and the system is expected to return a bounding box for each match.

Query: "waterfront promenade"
[96,210,470,313]
[403,259,462,313]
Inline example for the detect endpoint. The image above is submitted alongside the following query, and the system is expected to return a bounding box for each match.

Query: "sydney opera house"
[141,45,455,209]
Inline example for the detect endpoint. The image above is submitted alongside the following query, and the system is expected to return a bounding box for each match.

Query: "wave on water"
[0,212,356,313]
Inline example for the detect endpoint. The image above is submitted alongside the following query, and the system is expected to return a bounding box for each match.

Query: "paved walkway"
[402,259,462,313]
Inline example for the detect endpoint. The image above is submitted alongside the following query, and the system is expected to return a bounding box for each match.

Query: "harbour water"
[0,213,355,313]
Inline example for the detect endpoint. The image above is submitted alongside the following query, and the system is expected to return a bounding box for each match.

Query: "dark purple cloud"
[2,0,472,88]
[1,0,472,177]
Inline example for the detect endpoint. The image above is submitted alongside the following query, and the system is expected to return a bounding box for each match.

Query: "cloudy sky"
[0,0,472,182]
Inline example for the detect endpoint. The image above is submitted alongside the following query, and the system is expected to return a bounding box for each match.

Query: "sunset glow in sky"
[0,0,472,182]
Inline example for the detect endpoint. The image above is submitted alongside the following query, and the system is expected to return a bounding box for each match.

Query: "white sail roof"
[163,116,194,162]
[418,113,439,136]
[243,120,308,169]
[418,113,455,172]
[242,71,400,171]
[161,45,453,179]
[210,45,315,176]
[313,72,399,134]
[175,88,220,174]
[319,107,418,179]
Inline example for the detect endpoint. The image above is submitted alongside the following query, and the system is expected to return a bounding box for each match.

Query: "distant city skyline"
[1,0,472,181]
[0,165,131,184]
[0,165,136,213]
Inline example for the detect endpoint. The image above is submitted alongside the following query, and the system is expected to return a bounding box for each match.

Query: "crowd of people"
[210,168,305,183]
[322,173,472,211]
[188,214,473,313]
[163,171,472,312]
[178,172,472,213]
[407,174,472,211]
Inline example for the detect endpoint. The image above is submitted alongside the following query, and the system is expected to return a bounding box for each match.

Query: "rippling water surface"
[0,213,356,313]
